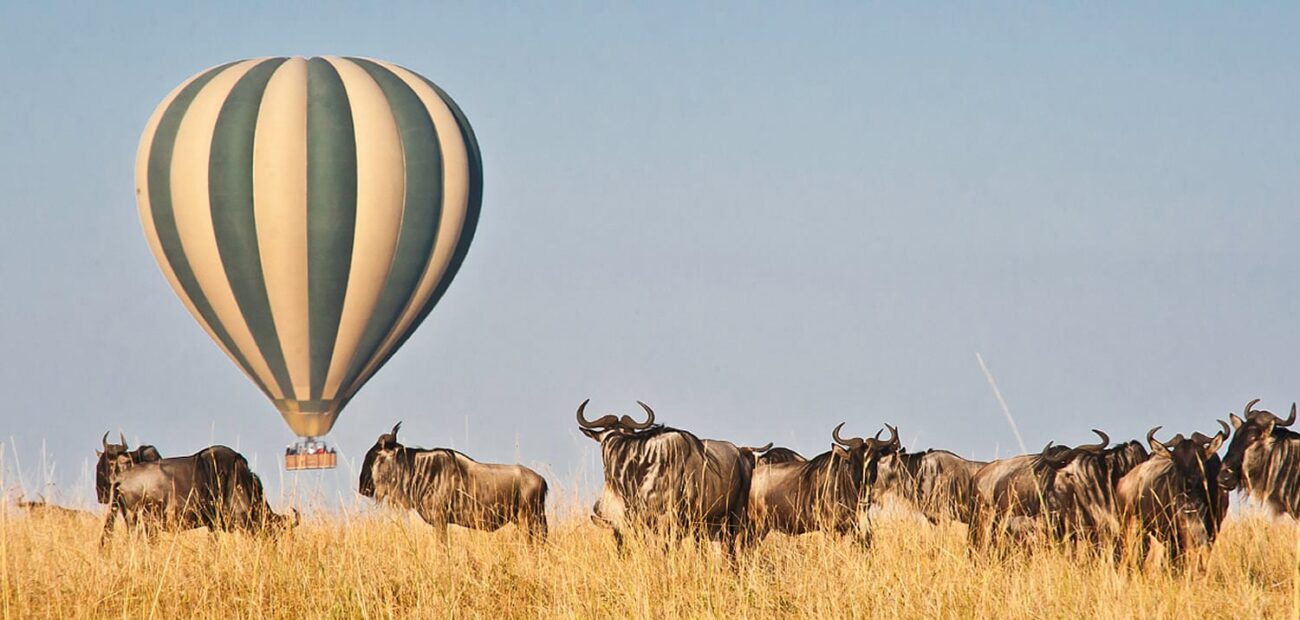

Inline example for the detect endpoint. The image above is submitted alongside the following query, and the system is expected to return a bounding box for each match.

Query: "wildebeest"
[1048,430,1152,549]
[577,400,753,555]
[358,422,548,541]
[1219,398,1300,518]
[101,443,297,544]
[969,440,1088,548]
[875,437,987,524]
[1116,425,1228,566]
[747,424,898,546]
[95,432,161,504]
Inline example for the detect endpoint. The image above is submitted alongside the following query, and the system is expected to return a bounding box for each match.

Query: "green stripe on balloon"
[343,70,485,401]
[419,74,485,313]
[337,57,446,396]
[147,61,273,398]
[208,57,295,399]
[305,58,358,400]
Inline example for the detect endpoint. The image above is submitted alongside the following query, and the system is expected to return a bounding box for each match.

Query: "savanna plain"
[0,491,1295,619]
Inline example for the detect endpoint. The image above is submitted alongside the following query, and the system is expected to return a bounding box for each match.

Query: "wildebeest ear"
[95,450,102,457]
[1229,413,1244,429]
[1205,434,1226,457]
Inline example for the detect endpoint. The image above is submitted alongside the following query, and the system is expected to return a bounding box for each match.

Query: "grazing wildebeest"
[1219,398,1300,518]
[747,424,898,546]
[358,422,549,542]
[876,436,987,524]
[577,400,753,555]
[969,441,1086,549]
[95,432,161,504]
[101,444,297,545]
[1117,425,1228,566]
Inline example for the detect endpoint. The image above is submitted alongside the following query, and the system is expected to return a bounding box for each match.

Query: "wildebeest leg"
[1165,534,1185,572]
[855,527,874,550]
[966,509,989,553]
[143,520,162,544]
[524,513,548,544]
[1131,531,1150,571]
[612,528,626,554]
[413,503,450,544]
[855,508,874,550]
[99,493,120,548]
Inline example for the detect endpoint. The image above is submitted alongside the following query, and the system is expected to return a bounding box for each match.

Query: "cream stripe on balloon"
[320,57,407,399]
[136,70,250,382]
[168,58,285,400]
[253,58,312,398]
[341,58,471,400]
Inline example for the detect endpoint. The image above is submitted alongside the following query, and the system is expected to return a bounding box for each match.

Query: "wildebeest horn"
[867,423,900,451]
[1281,403,1297,428]
[832,423,865,450]
[575,399,620,429]
[1040,442,1075,466]
[1146,426,1169,456]
[1079,429,1109,452]
[119,432,127,449]
[1217,419,1232,440]
[391,422,401,438]
[1244,398,1261,416]
[101,431,109,450]
[750,442,774,453]
[624,401,656,430]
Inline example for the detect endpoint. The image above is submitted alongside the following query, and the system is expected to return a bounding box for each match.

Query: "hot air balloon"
[134,57,483,470]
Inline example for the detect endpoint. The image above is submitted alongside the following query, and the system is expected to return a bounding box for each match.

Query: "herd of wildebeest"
[78,397,1300,567]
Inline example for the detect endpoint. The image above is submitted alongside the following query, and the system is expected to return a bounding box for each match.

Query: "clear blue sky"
[0,3,1296,507]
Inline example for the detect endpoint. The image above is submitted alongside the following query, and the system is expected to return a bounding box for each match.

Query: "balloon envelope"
[135,56,483,438]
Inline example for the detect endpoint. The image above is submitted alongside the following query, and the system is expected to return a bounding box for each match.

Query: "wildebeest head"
[1219,398,1297,491]
[94,432,161,503]
[1150,424,1227,493]
[359,422,404,499]
[874,440,910,493]
[575,399,658,442]
[829,422,900,492]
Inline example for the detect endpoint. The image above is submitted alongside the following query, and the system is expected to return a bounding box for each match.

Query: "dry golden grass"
[0,501,1295,619]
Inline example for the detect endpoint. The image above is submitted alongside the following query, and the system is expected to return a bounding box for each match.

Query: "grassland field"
[0,488,1296,619]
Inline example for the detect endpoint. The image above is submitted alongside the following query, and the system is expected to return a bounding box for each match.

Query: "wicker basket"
[285,451,337,470]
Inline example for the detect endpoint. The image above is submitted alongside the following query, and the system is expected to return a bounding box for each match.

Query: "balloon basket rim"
[285,440,337,470]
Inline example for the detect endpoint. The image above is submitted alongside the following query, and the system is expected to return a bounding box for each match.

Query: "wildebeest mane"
[796,448,863,502]
[1250,435,1300,515]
